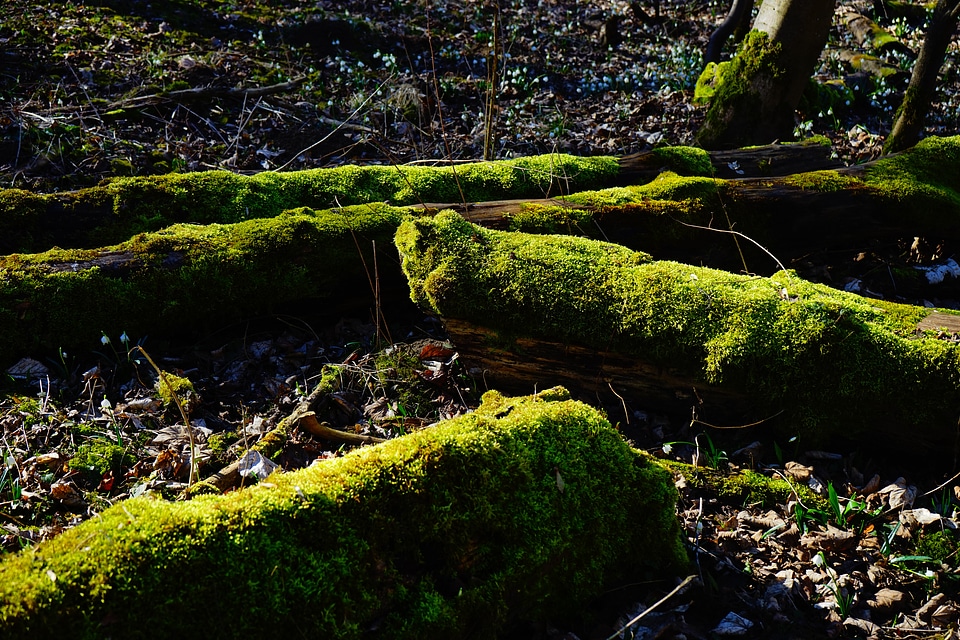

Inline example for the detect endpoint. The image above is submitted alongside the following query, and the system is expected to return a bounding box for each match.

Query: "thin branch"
[603,574,698,640]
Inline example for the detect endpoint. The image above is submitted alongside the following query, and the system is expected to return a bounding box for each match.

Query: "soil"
[1,0,960,638]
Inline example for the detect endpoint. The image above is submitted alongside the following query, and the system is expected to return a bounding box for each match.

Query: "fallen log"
[0,154,619,253]
[435,136,960,280]
[0,142,837,255]
[2,137,958,371]
[0,204,411,366]
[395,210,960,459]
[616,137,840,183]
[0,388,686,639]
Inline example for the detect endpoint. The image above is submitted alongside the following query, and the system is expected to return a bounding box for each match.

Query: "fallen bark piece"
[0,388,686,639]
[396,210,960,457]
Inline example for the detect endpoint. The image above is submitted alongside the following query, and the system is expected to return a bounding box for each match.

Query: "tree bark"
[884,0,960,154]
[705,0,756,64]
[697,0,837,149]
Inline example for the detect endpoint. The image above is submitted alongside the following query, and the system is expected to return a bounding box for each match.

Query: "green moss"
[915,530,959,566]
[694,60,726,105]
[696,30,787,148]
[504,203,595,233]
[0,154,619,253]
[659,460,827,510]
[785,170,861,192]
[396,211,960,445]
[0,389,686,639]
[563,172,723,212]
[866,136,960,222]
[206,432,238,458]
[649,146,714,176]
[155,371,195,407]
[68,440,136,481]
[0,205,408,365]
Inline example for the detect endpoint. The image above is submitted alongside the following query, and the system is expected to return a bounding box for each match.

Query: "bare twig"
[275,76,393,172]
[603,574,698,640]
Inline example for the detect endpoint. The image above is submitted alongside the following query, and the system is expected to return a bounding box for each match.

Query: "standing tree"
[695,0,837,149]
[884,0,960,154]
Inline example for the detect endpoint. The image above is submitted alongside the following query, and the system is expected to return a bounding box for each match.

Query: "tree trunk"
[696,0,837,149]
[705,0,756,63]
[884,0,960,154]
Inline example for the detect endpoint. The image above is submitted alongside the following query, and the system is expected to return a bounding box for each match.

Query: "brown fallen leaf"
[784,461,813,482]
[879,477,917,510]
[915,593,947,624]
[867,588,909,613]
[800,524,857,552]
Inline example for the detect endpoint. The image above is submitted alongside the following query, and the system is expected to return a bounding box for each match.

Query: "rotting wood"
[443,318,752,426]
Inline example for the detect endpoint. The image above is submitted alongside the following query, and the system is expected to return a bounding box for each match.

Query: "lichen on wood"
[0,388,686,639]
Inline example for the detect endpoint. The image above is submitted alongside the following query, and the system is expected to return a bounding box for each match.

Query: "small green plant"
[791,481,880,534]
[793,500,831,534]
[814,551,853,619]
[663,432,727,469]
[826,482,881,533]
[695,432,728,469]
[931,487,955,517]
[0,450,21,502]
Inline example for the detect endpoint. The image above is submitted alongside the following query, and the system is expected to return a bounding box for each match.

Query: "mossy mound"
[396,210,960,453]
[0,388,686,639]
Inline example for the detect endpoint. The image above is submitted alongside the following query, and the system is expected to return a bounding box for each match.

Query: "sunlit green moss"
[396,210,960,444]
[696,31,786,148]
[658,459,827,510]
[0,204,409,365]
[0,154,619,253]
[0,389,685,639]
[865,135,960,221]
[68,440,136,482]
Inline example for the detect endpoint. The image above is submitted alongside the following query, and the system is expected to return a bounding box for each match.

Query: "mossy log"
[0,388,686,639]
[2,136,958,368]
[1,137,958,369]
[0,204,413,365]
[0,143,838,256]
[434,136,960,277]
[0,154,618,254]
[395,210,960,459]
[842,10,916,58]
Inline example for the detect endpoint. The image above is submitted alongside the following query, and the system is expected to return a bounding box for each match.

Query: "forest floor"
[1,0,960,638]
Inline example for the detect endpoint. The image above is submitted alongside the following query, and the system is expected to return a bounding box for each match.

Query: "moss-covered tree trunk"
[884,0,960,154]
[696,0,837,149]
